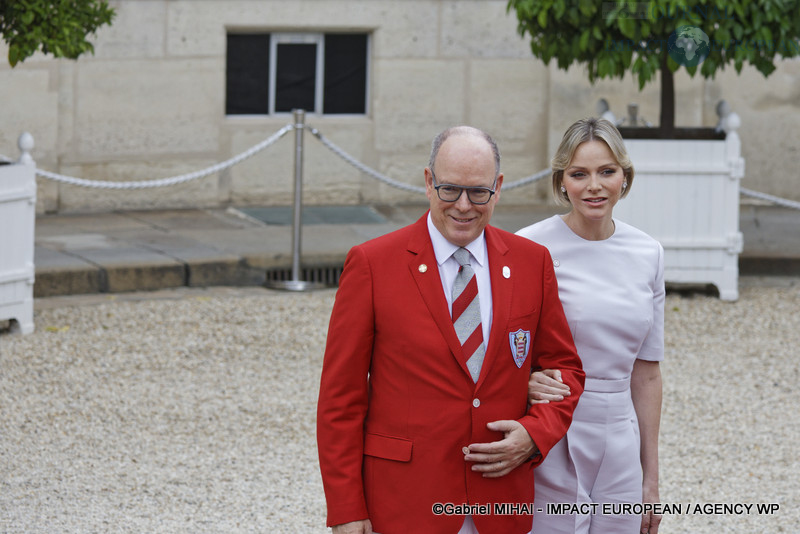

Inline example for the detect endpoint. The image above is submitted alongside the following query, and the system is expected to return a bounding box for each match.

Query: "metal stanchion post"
[265,109,327,291]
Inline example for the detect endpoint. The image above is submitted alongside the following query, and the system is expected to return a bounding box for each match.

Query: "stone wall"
[0,0,798,213]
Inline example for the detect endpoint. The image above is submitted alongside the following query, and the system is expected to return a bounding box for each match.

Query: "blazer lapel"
[475,226,512,390]
[407,216,473,379]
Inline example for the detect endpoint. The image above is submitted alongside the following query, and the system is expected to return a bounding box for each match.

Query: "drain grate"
[239,205,387,225]
[265,264,344,286]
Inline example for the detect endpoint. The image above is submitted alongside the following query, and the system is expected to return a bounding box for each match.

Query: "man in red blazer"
[317,126,584,534]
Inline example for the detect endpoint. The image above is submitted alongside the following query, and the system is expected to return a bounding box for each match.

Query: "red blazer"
[317,214,583,534]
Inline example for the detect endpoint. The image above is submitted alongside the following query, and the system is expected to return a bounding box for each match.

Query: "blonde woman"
[517,118,664,534]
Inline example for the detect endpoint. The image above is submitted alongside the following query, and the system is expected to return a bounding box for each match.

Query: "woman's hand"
[640,483,661,533]
[528,369,571,405]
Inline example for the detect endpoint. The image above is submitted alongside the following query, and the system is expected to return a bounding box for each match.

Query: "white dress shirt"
[427,213,493,345]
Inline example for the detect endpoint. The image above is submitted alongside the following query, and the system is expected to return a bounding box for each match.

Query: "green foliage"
[508,0,800,90]
[0,0,115,67]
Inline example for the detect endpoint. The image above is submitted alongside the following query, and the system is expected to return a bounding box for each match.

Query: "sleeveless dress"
[516,215,664,534]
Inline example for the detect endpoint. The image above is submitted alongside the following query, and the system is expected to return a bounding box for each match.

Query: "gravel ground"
[1,278,798,533]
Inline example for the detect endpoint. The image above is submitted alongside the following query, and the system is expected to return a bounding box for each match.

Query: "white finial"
[18,132,34,165]
[722,112,741,134]
[596,98,620,126]
[716,99,731,118]
[715,100,734,133]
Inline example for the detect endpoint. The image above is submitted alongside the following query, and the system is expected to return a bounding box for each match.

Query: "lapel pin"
[418,264,428,273]
[502,266,511,279]
[553,259,560,268]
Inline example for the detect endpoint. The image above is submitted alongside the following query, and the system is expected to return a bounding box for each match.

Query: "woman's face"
[562,140,626,224]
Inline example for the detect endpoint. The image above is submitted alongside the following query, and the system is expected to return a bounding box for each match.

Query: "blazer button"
[462,446,470,455]
[472,398,480,408]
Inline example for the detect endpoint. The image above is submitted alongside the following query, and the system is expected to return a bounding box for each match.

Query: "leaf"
[666,55,681,73]
[578,0,595,17]
[537,7,548,29]
[598,55,611,77]
[579,29,590,51]
[700,57,717,77]
[554,0,566,19]
[619,17,636,39]
[8,46,19,67]
[641,21,651,39]
[755,61,777,77]
[715,27,732,45]
[753,10,763,30]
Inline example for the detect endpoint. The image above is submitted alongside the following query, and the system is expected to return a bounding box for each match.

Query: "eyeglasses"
[431,171,497,205]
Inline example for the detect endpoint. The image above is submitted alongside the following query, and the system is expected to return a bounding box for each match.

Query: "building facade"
[1,0,798,214]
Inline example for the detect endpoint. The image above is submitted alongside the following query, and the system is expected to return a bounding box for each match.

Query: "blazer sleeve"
[316,245,375,527]
[517,246,585,465]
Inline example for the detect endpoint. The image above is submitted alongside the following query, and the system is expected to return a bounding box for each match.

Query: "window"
[226,32,369,116]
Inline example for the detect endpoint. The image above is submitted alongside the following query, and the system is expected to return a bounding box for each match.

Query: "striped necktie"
[452,247,485,382]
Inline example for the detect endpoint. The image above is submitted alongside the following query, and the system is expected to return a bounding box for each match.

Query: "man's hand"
[332,519,373,534]
[528,369,570,405]
[463,420,538,478]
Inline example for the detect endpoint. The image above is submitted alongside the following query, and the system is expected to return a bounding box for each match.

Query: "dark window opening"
[226,34,270,115]
[275,43,317,113]
[226,32,368,116]
[324,34,368,114]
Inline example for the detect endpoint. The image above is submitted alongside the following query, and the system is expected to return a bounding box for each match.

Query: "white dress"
[516,215,665,534]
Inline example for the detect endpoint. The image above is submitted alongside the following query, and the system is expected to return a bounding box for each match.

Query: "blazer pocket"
[508,309,539,332]
[364,433,413,462]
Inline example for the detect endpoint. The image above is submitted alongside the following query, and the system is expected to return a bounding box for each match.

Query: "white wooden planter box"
[0,137,36,334]
[614,134,744,301]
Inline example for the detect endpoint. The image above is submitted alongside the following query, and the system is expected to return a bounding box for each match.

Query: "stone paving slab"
[29,203,800,298]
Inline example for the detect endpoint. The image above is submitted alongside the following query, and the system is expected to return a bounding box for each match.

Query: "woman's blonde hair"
[551,118,634,205]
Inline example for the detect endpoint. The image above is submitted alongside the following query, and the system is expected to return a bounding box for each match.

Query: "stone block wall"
[0,0,798,213]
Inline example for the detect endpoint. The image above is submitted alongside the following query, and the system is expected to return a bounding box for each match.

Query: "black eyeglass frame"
[430,170,498,205]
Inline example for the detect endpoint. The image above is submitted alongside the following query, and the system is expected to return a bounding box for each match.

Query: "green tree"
[1,0,114,67]
[508,0,800,134]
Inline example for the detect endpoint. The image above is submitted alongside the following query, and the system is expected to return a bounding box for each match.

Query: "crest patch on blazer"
[509,329,531,368]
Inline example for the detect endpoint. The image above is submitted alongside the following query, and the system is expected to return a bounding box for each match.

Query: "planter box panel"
[615,137,743,300]
[0,163,36,334]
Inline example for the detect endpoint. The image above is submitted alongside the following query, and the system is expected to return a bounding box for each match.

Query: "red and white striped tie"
[452,247,485,382]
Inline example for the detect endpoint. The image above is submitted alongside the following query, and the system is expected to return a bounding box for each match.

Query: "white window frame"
[269,33,325,115]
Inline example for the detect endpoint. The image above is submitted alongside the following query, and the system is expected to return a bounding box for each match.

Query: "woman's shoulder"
[515,214,562,241]
[613,219,664,257]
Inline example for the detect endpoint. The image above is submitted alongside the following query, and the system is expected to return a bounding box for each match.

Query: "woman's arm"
[631,358,662,534]
[528,369,571,405]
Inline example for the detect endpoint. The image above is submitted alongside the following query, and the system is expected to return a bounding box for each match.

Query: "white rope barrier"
[304,125,551,193]
[20,124,293,189]
[4,124,800,211]
[501,168,552,190]
[304,126,427,194]
[740,187,800,210]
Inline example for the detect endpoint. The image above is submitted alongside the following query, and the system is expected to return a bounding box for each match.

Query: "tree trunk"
[660,52,675,135]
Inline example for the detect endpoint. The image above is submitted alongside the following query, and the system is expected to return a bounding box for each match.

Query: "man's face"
[425,134,503,248]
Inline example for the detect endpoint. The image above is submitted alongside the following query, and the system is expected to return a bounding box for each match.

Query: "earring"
[622,181,628,190]
[560,186,566,193]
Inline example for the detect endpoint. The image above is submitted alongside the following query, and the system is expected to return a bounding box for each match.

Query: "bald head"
[428,126,501,179]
